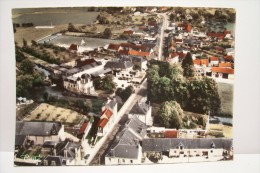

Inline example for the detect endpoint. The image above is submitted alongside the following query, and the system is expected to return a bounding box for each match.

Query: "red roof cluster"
[164,130,178,138]
[210,56,219,61]
[193,59,209,67]
[123,30,134,35]
[212,67,234,74]
[207,32,226,39]
[79,121,88,134]
[69,44,79,51]
[98,108,113,129]
[219,62,232,68]
[224,55,234,61]
[178,23,192,32]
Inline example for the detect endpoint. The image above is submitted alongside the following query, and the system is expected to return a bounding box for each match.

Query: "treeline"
[13,22,34,27]
[147,60,221,115]
[22,46,61,64]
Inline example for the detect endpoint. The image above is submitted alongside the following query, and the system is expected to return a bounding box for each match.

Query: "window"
[122,159,125,163]
[51,161,56,166]
[43,160,48,166]
[211,150,213,153]
[130,160,133,163]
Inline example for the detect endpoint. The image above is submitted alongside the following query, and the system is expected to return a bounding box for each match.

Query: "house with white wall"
[97,99,118,137]
[142,138,233,160]
[105,115,147,165]
[15,121,65,146]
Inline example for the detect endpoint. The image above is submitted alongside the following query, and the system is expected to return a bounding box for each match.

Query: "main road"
[157,13,169,61]
[84,79,148,165]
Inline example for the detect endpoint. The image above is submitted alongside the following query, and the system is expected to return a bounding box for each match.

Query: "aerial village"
[13,7,235,166]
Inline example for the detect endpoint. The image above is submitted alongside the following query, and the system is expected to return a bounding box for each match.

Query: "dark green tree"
[158,101,184,129]
[103,28,112,39]
[182,52,194,77]
[22,38,28,47]
[68,23,78,32]
[186,77,221,115]
[20,59,34,74]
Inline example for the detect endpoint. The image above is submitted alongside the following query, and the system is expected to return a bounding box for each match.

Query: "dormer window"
[178,142,184,150]
[210,142,215,149]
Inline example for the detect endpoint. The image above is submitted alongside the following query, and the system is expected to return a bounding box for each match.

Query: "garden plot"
[24,103,84,124]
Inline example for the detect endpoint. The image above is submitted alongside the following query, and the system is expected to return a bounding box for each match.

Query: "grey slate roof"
[142,138,233,152]
[129,102,150,115]
[56,140,80,158]
[15,135,27,146]
[105,61,133,70]
[43,156,63,166]
[106,100,117,110]
[16,121,62,136]
[105,115,147,159]
[127,115,147,138]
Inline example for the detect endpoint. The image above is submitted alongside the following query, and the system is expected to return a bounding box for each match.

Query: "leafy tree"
[158,101,184,129]
[186,77,221,115]
[74,100,90,114]
[20,59,34,74]
[23,38,28,47]
[96,15,109,24]
[116,85,134,101]
[94,75,115,93]
[103,28,112,39]
[169,13,175,22]
[31,40,38,47]
[182,52,194,77]
[32,72,44,87]
[43,92,49,101]
[68,23,78,32]
[16,74,34,97]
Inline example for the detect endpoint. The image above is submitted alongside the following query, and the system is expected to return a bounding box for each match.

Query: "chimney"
[64,149,68,158]
[53,148,56,156]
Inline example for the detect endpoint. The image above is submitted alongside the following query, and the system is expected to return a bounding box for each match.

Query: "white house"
[129,101,153,126]
[63,74,97,95]
[15,121,65,145]
[209,56,219,66]
[97,99,118,137]
[142,138,233,160]
[105,115,147,165]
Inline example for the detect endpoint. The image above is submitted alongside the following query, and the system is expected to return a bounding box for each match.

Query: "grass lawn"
[208,123,232,138]
[24,103,84,125]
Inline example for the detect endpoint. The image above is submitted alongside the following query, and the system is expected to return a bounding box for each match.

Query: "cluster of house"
[104,103,233,165]
[165,19,234,79]
[46,52,149,96]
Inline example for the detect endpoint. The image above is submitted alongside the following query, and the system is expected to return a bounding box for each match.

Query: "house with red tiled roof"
[78,119,93,140]
[210,56,219,66]
[97,99,118,136]
[193,59,210,77]
[168,52,179,64]
[164,130,178,138]
[123,30,134,35]
[177,23,192,33]
[219,62,232,68]
[211,67,234,79]
[107,43,121,52]
[68,44,79,53]
[128,49,150,57]
[224,55,234,62]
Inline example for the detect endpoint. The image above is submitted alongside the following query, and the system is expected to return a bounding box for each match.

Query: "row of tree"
[93,75,116,94]
[147,59,221,116]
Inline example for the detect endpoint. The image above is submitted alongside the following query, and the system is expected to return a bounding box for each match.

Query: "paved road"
[88,79,148,165]
[157,13,169,61]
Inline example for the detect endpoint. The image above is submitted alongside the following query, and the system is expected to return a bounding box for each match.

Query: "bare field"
[24,103,84,124]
